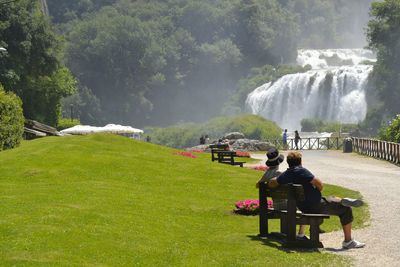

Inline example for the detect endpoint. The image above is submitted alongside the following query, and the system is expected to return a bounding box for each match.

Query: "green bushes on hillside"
[0,86,24,150]
[146,114,281,149]
[56,118,81,131]
[300,118,358,133]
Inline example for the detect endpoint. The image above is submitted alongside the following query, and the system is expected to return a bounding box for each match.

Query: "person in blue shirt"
[268,151,365,249]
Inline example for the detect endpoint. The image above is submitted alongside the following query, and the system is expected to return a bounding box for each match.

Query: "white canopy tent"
[60,124,144,139]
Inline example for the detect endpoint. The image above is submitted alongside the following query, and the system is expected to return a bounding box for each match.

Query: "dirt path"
[250,150,400,267]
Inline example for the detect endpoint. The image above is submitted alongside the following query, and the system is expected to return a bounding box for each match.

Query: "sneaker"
[296,234,309,241]
[342,239,366,249]
[341,198,363,208]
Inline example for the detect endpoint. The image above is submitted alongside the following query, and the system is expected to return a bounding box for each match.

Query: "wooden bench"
[209,144,230,161]
[217,151,245,167]
[259,183,330,248]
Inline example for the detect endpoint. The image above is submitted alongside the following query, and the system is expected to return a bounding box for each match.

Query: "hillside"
[0,135,366,265]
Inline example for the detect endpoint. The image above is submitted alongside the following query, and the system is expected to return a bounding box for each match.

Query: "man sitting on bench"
[268,151,366,249]
[257,148,307,239]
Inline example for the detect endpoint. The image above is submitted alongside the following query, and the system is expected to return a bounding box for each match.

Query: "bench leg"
[280,216,287,234]
[309,219,324,248]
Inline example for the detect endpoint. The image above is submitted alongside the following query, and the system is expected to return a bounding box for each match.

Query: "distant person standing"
[200,135,205,145]
[145,135,151,142]
[294,130,301,150]
[282,129,288,150]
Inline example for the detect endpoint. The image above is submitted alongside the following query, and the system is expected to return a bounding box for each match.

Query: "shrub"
[301,118,358,133]
[0,86,24,151]
[379,114,400,143]
[300,118,324,131]
[57,118,81,131]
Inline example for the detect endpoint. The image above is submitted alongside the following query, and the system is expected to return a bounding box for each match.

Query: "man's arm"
[256,170,281,188]
[267,177,279,188]
[310,177,323,191]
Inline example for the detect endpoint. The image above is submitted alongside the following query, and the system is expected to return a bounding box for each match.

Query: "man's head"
[286,151,302,167]
[284,129,287,132]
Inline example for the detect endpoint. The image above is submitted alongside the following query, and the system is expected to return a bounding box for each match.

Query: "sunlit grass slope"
[0,134,367,266]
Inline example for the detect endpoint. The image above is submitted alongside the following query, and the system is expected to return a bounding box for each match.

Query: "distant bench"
[259,183,330,248]
[209,144,245,167]
[216,151,245,167]
[209,143,230,161]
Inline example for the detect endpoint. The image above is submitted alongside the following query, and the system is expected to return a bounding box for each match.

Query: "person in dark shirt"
[268,151,365,249]
[294,130,301,150]
[256,148,306,239]
[282,129,288,150]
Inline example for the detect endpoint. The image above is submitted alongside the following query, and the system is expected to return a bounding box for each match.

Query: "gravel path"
[250,150,400,266]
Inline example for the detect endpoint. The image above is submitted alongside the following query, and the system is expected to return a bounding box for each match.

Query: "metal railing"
[268,137,344,150]
[352,137,400,165]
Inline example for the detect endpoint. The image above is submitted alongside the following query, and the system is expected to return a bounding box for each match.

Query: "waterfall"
[245,49,375,130]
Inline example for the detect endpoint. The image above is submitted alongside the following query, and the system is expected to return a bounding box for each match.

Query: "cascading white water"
[245,49,375,130]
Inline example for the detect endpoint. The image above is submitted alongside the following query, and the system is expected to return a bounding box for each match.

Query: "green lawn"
[0,134,368,266]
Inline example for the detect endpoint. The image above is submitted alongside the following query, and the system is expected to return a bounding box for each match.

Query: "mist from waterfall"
[245,49,376,130]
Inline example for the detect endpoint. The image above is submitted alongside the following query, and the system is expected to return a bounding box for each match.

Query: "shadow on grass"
[324,247,347,252]
[247,235,321,253]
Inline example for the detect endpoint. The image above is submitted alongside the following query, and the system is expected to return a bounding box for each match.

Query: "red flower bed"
[251,165,269,171]
[234,199,273,215]
[234,150,251,157]
[173,151,197,158]
[187,149,204,153]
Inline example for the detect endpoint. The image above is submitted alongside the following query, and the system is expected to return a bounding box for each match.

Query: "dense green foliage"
[44,0,374,127]
[0,86,24,151]
[301,118,358,133]
[60,0,298,126]
[147,114,281,148]
[282,0,374,48]
[47,0,117,24]
[0,0,77,126]
[0,134,367,265]
[379,115,400,143]
[366,0,400,135]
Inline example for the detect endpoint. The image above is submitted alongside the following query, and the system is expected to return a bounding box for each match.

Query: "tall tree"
[367,0,400,120]
[0,0,76,125]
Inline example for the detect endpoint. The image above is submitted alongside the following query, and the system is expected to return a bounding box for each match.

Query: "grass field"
[0,134,368,266]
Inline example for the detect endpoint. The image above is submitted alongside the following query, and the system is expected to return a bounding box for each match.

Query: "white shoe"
[342,239,366,249]
[341,198,363,208]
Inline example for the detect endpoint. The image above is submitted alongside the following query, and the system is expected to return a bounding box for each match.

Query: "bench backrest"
[264,183,305,202]
[209,143,229,150]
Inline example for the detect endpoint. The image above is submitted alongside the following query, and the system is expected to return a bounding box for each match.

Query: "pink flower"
[234,199,261,213]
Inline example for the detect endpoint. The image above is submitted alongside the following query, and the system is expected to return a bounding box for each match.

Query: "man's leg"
[343,222,352,242]
[319,198,365,248]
